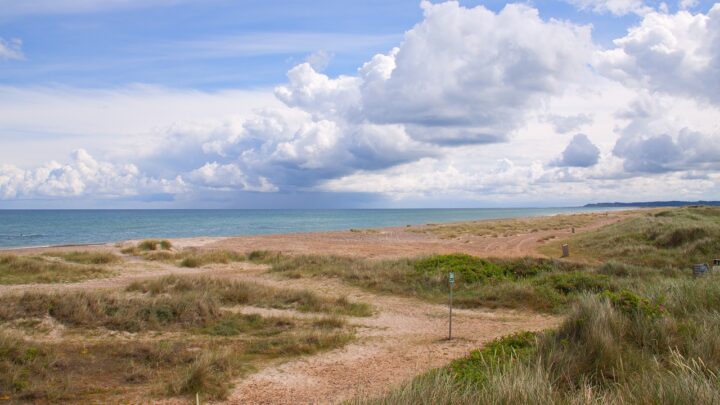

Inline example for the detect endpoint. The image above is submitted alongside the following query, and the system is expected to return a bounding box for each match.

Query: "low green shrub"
[451,332,538,384]
[602,289,665,319]
[534,272,615,295]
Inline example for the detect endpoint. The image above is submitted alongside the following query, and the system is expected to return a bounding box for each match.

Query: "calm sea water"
[0,208,619,249]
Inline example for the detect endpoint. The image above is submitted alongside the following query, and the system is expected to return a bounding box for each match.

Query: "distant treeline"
[584,201,720,208]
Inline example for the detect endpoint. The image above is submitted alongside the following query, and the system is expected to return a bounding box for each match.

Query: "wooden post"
[448,272,454,340]
[562,244,569,258]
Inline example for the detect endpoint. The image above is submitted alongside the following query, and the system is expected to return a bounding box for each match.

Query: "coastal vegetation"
[0,274,364,401]
[0,254,115,284]
[539,206,720,267]
[42,251,122,265]
[409,212,611,239]
[352,206,720,403]
[269,254,611,313]
[146,249,246,268]
[120,239,173,255]
[121,239,254,268]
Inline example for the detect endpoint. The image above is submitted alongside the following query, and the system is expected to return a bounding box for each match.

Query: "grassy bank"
[121,239,250,268]
[409,212,610,239]
[539,206,720,267]
[353,206,720,403]
[0,253,116,284]
[0,274,363,402]
[269,254,620,313]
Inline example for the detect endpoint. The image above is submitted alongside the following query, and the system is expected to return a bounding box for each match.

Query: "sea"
[0,208,621,249]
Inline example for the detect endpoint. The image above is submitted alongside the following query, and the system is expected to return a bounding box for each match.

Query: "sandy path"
[215,269,560,404]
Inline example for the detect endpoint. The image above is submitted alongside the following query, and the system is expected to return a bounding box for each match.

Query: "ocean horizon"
[0,207,624,249]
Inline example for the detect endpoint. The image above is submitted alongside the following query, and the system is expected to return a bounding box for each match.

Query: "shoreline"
[0,207,639,253]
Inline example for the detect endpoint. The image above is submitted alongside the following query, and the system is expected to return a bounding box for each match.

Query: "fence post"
[561,244,569,258]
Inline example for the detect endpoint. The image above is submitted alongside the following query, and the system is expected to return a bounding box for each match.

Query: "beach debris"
[561,244,569,258]
[693,263,709,277]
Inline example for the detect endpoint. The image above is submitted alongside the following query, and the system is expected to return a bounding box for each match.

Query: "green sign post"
[448,271,454,340]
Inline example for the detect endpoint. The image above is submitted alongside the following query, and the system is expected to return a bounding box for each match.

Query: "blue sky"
[0,0,719,208]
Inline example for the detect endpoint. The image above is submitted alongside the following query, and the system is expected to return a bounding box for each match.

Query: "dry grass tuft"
[126,275,372,317]
[121,239,173,255]
[410,212,603,239]
[0,254,113,284]
[43,251,122,265]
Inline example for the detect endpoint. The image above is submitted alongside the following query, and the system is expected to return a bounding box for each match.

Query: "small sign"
[449,272,455,284]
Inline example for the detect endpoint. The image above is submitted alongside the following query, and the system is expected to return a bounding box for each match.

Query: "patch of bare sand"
[200,210,632,260]
[222,271,559,404]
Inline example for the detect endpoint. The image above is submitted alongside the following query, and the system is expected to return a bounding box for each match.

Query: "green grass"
[0,254,113,284]
[269,254,602,313]
[539,206,720,268]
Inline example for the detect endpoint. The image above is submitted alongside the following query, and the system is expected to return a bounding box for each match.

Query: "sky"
[0,0,719,208]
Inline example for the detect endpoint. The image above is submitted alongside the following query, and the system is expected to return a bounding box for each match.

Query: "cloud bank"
[1,1,720,206]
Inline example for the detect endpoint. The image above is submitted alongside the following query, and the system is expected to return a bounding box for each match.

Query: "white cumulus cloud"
[0,149,185,199]
[275,2,595,146]
[597,5,720,104]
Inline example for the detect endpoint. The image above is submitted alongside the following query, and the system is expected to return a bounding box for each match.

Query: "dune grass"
[269,254,611,313]
[127,244,247,268]
[0,273,361,402]
[354,285,720,404]
[354,206,720,404]
[0,254,113,284]
[539,206,720,267]
[120,239,173,255]
[409,212,607,239]
[126,275,372,317]
[177,250,245,268]
[43,251,122,265]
